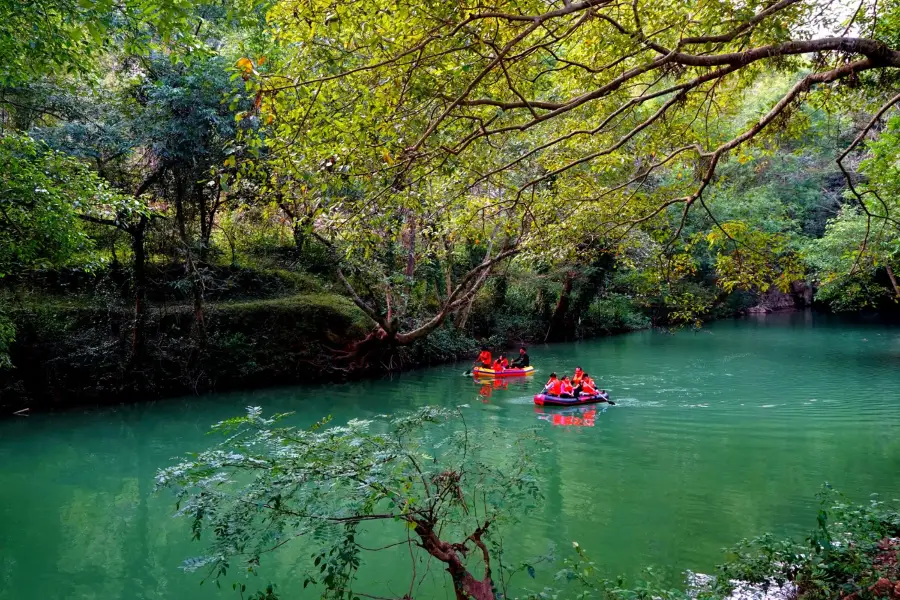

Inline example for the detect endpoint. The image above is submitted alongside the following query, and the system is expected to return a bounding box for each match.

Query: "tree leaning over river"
[238,0,900,359]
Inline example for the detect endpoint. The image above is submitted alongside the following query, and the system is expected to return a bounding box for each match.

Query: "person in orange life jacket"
[511,346,530,368]
[572,367,584,385]
[492,357,504,371]
[559,375,575,398]
[476,347,492,368]
[543,372,561,395]
[500,355,509,369]
[571,367,585,397]
[581,374,598,396]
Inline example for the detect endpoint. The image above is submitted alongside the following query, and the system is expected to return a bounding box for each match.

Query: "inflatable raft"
[472,365,535,378]
[533,391,610,406]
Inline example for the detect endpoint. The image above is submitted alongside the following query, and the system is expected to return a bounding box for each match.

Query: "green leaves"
[0,132,124,278]
[157,405,544,599]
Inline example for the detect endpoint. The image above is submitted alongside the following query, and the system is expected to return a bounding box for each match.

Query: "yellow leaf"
[236,57,254,73]
[382,149,394,165]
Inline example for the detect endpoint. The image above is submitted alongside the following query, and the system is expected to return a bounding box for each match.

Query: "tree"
[156,407,545,600]
[805,207,900,310]
[0,132,129,367]
[0,0,206,87]
[240,0,900,326]
[805,108,900,310]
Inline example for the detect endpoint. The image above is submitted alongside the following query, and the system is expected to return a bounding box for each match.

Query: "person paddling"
[511,346,530,368]
[475,347,492,369]
[581,373,598,396]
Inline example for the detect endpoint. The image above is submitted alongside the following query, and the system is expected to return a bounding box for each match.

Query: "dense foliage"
[2,0,900,381]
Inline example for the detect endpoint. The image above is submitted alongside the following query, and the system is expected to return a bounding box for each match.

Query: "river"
[1,312,899,599]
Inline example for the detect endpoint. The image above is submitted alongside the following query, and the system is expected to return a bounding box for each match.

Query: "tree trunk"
[175,184,206,347]
[293,224,306,255]
[544,271,574,342]
[196,183,210,264]
[414,521,494,600]
[405,216,417,277]
[335,248,519,369]
[129,221,148,364]
[886,264,900,300]
[454,294,477,330]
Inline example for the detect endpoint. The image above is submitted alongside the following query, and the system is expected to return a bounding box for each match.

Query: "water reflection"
[534,405,605,427]
[476,378,509,401]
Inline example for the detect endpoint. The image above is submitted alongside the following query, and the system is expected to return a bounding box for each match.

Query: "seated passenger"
[581,374,598,396]
[511,347,530,368]
[573,366,584,386]
[560,376,574,398]
[500,355,509,369]
[492,358,504,371]
[543,372,561,395]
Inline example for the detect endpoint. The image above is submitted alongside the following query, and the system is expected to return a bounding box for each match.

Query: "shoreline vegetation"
[0,255,813,414]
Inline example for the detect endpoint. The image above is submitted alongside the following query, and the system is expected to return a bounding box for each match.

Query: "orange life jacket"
[492,360,503,371]
[573,370,584,385]
[560,380,574,394]
[500,358,509,368]
[478,351,492,366]
[582,382,598,395]
[546,379,561,395]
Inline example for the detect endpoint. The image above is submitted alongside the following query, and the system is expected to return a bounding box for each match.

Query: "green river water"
[1,312,899,599]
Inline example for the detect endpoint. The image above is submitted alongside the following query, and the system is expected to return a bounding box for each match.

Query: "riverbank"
[0,261,803,414]
[0,265,640,414]
[0,291,650,415]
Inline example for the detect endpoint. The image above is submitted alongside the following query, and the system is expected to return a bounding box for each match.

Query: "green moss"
[210,293,369,336]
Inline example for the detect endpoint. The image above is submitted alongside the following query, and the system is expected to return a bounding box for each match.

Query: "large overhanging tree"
[238,0,900,345]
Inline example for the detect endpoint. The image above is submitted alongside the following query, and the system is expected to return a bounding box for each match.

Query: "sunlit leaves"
[707,221,805,294]
[0,132,124,277]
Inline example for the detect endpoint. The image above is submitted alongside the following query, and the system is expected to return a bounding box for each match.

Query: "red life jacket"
[492,360,503,371]
[501,358,509,368]
[561,380,574,394]
[546,379,561,395]
[478,351,492,366]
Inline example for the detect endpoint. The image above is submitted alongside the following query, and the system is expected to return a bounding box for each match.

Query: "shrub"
[578,294,650,337]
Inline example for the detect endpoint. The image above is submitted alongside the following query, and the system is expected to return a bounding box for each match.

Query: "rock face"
[746,281,812,314]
